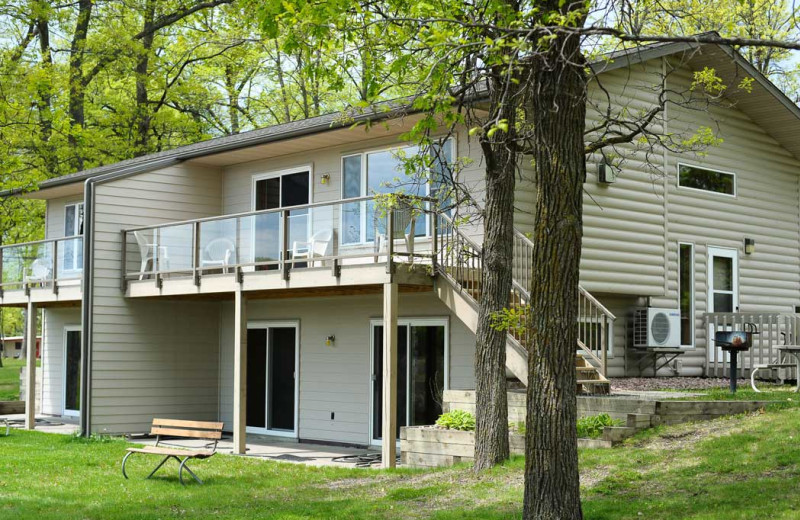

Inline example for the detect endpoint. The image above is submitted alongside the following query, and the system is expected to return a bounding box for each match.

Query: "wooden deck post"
[382,281,398,468]
[24,301,37,430]
[233,286,248,454]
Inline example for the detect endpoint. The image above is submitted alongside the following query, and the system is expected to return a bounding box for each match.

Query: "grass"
[4,408,800,518]
[0,357,25,401]
[667,384,800,403]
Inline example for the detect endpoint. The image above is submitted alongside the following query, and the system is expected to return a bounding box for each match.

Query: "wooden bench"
[121,418,224,485]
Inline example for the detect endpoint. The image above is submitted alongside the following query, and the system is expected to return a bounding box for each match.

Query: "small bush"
[435,410,476,431]
[576,413,622,439]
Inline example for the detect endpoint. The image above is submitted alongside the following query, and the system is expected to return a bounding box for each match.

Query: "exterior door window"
[707,247,739,360]
[246,322,298,437]
[63,203,84,272]
[371,320,447,443]
[64,328,82,416]
[253,171,310,268]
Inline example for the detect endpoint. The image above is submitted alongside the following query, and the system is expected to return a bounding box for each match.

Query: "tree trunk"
[472,75,519,471]
[522,31,587,520]
[134,0,156,156]
[67,0,93,172]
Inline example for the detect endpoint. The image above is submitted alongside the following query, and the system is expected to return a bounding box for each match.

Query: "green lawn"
[0,357,24,401]
[3,408,800,518]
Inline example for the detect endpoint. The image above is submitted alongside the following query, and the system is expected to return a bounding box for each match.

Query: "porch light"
[325,335,335,347]
[744,238,755,255]
[321,173,331,185]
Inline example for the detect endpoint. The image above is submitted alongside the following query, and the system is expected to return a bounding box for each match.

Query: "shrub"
[435,410,476,431]
[576,413,622,439]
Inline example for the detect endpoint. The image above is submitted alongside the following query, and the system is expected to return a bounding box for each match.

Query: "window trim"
[678,242,695,348]
[339,137,455,246]
[676,162,737,198]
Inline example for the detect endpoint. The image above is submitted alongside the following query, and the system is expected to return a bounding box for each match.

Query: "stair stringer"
[434,278,528,386]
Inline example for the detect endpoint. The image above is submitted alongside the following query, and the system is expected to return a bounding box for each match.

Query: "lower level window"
[679,243,694,346]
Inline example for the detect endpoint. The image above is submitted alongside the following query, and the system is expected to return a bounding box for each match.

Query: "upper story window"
[678,164,736,196]
[341,139,453,245]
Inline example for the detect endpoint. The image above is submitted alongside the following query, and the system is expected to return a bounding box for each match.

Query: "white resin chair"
[291,229,333,267]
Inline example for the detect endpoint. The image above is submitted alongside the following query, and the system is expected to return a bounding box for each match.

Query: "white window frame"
[62,325,82,417]
[706,246,740,360]
[245,320,301,438]
[678,242,696,348]
[677,162,737,198]
[340,137,455,246]
[62,202,84,274]
[368,317,450,446]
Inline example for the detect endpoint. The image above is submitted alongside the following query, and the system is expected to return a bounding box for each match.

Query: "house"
[0,336,40,359]
[2,40,800,457]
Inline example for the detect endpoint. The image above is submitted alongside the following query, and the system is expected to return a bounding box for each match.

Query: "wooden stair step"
[577,379,610,385]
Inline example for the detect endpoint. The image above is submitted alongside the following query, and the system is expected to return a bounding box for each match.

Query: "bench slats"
[150,426,223,440]
[152,418,224,431]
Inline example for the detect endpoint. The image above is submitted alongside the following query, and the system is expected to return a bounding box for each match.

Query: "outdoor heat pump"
[632,307,681,348]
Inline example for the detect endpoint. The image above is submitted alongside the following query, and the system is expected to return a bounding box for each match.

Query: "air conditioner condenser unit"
[633,307,681,348]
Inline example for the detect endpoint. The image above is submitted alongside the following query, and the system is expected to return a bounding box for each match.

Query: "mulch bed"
[610,377,743,392]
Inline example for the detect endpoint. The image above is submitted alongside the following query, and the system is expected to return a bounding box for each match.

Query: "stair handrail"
[436,213,614,377]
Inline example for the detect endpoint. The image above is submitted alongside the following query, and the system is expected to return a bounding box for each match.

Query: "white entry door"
[707,246,739,361]
[63,327,82,417]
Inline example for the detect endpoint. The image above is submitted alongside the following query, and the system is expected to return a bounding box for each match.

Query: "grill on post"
[713,322,759,393]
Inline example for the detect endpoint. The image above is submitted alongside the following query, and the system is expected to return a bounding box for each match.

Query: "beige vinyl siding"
[647,64,800,375]
[581,62,668,296]
[217,292,475,446]
[89,164,225,434]
[40,307,81,416]
[45,196,84,240]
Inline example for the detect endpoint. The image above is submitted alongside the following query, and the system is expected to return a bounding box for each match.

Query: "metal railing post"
[120,231,128,292]
[193,221,201,285]
[51,240,58,295]
[431,212,438,273]
[282,210,290,280]
[386,207,394,275]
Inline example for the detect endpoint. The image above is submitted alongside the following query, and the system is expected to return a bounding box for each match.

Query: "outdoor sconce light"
[321,173,331,185]
[325,335,335,347]
[744,238,755,255]
[598,161,619,184]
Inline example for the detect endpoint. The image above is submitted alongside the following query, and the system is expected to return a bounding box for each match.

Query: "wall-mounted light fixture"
[325,335,336,347]
[321,173,331,185]
[744,238,755,255]
[598,161,619,184]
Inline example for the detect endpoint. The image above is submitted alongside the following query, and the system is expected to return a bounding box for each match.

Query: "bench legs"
[122,452,204,486]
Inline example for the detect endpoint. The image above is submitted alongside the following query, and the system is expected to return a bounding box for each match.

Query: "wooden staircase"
[433,215,614,393]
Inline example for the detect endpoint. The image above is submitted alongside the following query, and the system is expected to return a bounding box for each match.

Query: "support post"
[233,286,248,454]
[381,281,398,468]
[24,301,37,430]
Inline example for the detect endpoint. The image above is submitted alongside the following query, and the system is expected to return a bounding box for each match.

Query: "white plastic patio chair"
[201,237,235,274]
[134,231,169,280]
[374,201,417,261]
[291,229,333,267]
[24,258,52,288]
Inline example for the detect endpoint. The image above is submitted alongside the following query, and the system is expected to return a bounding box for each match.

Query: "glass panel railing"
[56,236,84,281]
[121,196,436,284]
[0,236,84,292]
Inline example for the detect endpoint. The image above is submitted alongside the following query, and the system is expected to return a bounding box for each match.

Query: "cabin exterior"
[4,41,800,454]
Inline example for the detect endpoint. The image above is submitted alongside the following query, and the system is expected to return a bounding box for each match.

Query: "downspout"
[78,157,183,437]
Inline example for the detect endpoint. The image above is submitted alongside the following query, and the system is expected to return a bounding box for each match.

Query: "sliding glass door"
[371,319,448,443]
[246,322,299,437]
[63,327,81,417]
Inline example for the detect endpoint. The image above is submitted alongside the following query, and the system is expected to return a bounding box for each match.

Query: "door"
[246,322,299,437]
[252,170,311,269]
[707,247,739,361]
[371,320,447,444]
[62,203,84,274]
[63,327,82,417]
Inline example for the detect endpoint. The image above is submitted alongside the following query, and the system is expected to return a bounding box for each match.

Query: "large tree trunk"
[67,0,93,172]
[472,76,519,471]
[522,31,587,519]
[134,0,156,156]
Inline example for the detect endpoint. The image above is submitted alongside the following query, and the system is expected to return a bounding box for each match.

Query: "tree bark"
[67,0,93,172]
[472,74,519,471]
[522,29,587,520]
[134,0,157,156]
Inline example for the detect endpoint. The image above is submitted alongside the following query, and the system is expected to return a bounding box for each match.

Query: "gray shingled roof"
[30,101,415,192]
